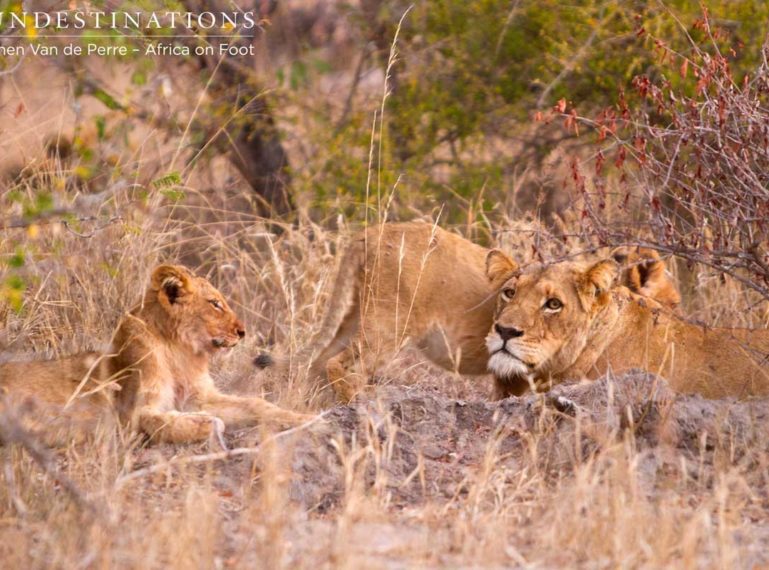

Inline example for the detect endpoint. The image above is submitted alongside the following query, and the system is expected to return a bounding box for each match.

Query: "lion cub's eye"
[500,288,516,302]
[209,299,224,311]
[544,298,563,311]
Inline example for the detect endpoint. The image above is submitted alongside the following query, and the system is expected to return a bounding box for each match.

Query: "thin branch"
[334,45,372,134]
[0,407,102,516]
[0,215,123,237]
[536,8,609,108]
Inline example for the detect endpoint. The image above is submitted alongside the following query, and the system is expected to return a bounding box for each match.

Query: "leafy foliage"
[288,0,769,220]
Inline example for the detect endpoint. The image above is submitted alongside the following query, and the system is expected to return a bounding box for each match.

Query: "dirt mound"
[286,371,769,510]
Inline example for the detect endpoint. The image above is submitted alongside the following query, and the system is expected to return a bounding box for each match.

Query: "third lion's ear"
[614,247,681,309]
[151,265,193,306]
[578,259,619,311]
[485,250,519,286]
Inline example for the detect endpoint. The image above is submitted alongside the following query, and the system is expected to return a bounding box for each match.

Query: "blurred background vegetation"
[4,5,769,567]
[2,0,769,320]
[3,0,768,221]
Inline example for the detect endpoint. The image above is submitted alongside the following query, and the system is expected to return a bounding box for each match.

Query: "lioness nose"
[495,324,523,341]
[237,328,246,339]
[235,321,246,339]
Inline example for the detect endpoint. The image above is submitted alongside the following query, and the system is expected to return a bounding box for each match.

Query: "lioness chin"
[263,222,680,403]
[485,251,769,399]
[0,264,314,446]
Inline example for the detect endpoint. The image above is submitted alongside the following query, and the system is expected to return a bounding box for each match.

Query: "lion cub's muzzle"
[212,321,246,349]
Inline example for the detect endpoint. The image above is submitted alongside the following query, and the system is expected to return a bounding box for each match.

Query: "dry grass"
[3,32,769,568]
[2,177,769,568]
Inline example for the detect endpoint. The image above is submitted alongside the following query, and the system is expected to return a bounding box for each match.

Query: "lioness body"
[587,303,769,398]
[290,223,679,402]
[485,254,769,399]
[0,265,312,445]
[301,223,493,402]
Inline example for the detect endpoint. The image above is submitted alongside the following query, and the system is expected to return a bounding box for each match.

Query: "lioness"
[0,264,313,445]
[485,251,769,399]
[265,222,680,403]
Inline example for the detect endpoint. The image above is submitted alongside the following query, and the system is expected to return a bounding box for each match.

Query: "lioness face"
[151,265,246,355]
[484,251,619,384]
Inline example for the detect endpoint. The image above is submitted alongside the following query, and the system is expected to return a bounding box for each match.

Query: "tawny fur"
[0,352,118,445]
[485,252,769,399]
[274,222,681,403]
[0,265,313,445]
[611,246,681,310]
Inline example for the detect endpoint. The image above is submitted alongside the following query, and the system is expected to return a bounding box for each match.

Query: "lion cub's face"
[150,265,246,355]
[484,252,619,382]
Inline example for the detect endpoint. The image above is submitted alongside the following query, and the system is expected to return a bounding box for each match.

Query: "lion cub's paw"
[172,412,226,444]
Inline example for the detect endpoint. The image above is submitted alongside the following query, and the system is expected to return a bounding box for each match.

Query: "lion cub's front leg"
[199,391,315,431]
[137,407,225,444]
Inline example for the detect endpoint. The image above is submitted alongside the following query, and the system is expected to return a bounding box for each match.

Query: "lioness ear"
[485,250,519,286]
[151,265,193,305]
[578,259,619,311]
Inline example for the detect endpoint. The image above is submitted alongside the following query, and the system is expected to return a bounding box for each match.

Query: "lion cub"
[0,265,313,445]
[263,223,680,403]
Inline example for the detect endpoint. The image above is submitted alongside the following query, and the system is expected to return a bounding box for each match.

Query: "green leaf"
[152,171,182,189]
[290,61,308,91]
[131,69,147,86]
[95,115,106,140]
[8,247,24,268]
[160,188,185,202]
[3,274,25,313]
[91,87,124,111]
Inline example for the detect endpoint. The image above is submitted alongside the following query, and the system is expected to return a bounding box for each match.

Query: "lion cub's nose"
[495,324,523,341]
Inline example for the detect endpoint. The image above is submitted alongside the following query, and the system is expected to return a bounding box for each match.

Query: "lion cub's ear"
[613,247,681,309]
[578,259,619,311]
[151,265,193,306]
[485,250,519,286]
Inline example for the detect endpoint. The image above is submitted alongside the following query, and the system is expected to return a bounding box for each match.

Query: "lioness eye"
[209,299,223,311]
[544,298,563,311]
[501,288,516,302]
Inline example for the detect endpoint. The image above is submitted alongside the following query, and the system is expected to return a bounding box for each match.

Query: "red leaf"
[595,151,605,175]
[614,146,626,168]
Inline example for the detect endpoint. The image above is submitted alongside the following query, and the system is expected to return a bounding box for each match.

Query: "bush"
[566,10,769,298]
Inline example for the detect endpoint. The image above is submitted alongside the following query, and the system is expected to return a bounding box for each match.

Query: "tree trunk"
[183,0,294,217]
[212,63,295,216]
